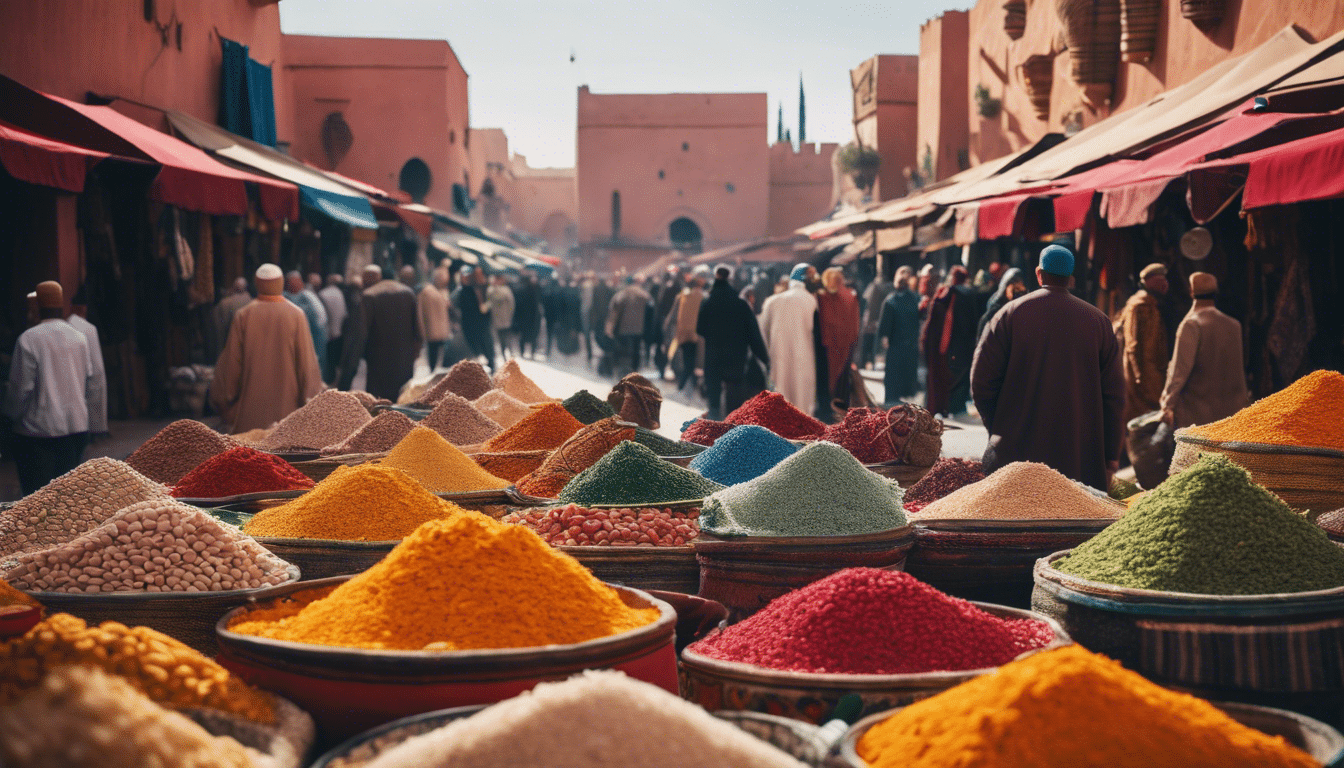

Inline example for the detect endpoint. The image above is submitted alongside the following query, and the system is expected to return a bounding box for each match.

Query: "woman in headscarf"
[976,267,1027,345]
[920,265,976,416]
[816,267,862,410]
[879,266,921,404]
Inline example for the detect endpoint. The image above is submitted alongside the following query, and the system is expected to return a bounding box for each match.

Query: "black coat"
[697,279,769,371]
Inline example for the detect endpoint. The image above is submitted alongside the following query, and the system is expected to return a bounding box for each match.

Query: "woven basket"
[1002,0,1026,39]
[1180,0,1225,23]
[1021,55,1055,120]
[1033,550,1344,724]
[1119,0,1160,62]
[1170,433,1344,517]
[1055,0,1121,100]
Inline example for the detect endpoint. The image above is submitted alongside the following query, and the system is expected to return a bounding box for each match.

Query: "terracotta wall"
[918,12,971,183]
[576,87,770,250]
[768,141,839,236]
[511,157,578,254]
[0,0,292,142]
[284,34,469,212]
[852,55,920,201]
[961,0,1344,166]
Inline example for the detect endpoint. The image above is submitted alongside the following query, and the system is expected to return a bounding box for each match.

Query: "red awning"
[1095,103,1344,226]
[0,119,110,193]
[45,95,299,220]
[1216,124,1344,209]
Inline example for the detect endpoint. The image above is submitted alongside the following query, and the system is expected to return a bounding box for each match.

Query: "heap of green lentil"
[633,426,706,457]
[561,390,617,425]
[558,441,723,506]
[1056,453,1344,595]
[700,441,906,537]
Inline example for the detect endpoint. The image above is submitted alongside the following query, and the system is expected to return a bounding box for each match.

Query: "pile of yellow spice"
[228,515,658,651]
[243,463,483,542]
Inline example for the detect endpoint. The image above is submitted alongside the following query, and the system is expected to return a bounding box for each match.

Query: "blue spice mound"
[1057,453,1344,595]
[558,441,725,505]
[700,441,906,537]
[689,425,799,487]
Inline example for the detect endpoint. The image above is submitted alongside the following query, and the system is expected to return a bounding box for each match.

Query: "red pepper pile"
[681,418,736,447]
[724,392,825,440]
[903,458,986,512]
[688,568,1054,674]
[504,504,699,547]
[171,446,315,498]
[821,407,901,464]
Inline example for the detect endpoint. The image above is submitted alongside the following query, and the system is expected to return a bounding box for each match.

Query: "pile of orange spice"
[1188,369,1344,451]
[485,402,584,452]
[0,579,38,610]
[857,645,1319,768]
[228,515,658,651]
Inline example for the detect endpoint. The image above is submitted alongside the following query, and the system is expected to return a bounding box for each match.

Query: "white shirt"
[4,319,101,438]
[318,285,347,340]
[66,314,108,433]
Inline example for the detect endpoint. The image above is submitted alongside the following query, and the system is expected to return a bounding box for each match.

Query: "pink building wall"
[852,55,920,201]
[0,0,292,143]
[962,0,1344,165]
[284,34,469,212]
[918,12,970,183]
[768,142,838,236]
[576,87,770,255]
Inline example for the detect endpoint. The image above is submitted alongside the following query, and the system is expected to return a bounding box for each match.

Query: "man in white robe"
[759,263,819,415]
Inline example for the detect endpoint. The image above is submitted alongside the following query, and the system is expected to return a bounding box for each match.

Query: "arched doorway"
[669,217,702,253]
[398,158,432,203]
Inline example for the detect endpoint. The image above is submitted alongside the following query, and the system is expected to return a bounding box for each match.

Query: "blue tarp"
[300,186,378,230]
[245,58,277,147]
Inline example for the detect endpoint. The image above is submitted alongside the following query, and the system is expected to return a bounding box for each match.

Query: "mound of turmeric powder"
[1188,369,1344,451]
[379,427,511,493]
[0,578,38,610]
[243,464,480,541]
[857,645,1320,768]
[228,515,659,651]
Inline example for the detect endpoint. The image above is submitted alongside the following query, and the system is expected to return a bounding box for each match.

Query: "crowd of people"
[2,242,1255,496]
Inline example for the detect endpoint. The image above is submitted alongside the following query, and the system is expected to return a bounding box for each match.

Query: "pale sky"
[280,1,963,169]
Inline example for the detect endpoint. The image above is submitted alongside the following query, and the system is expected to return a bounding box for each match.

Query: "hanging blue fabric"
[245,57,277,147]
[219,38,249,137]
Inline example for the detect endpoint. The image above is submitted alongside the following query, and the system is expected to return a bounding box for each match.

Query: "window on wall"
[611,191,621,240]
[669,217,702,254]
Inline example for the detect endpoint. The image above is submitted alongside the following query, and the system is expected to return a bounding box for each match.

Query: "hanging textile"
[219,37,278,147]
[245,58,277,147]
[220,38,249,139]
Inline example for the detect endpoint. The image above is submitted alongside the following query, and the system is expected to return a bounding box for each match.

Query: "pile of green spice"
[1056,453,1344,595]
[700,441,906,537]
[633,426,706,457]
[562,390,617,425]
[558,441,724,506]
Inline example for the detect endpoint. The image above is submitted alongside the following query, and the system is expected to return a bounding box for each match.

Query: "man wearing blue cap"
[759,263,819,415]
[970,245,1125,490]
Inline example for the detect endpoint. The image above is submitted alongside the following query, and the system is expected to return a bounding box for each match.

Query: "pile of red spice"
[681,418,736,447]
[171,446,315,498]
[822,407,899,464]
[724,392,825,440]
[688,568,1054,674]
[903,458,986,512]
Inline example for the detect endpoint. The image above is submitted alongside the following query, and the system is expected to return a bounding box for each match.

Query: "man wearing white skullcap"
[5,280,103,493]
[211,263,324,433]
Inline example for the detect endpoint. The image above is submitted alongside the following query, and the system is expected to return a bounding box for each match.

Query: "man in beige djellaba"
[211,263,324,434]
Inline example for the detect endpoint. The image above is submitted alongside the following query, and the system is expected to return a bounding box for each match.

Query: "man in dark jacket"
[356,265,422,401]
[453,266,496,373]
[698,265,770,419]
